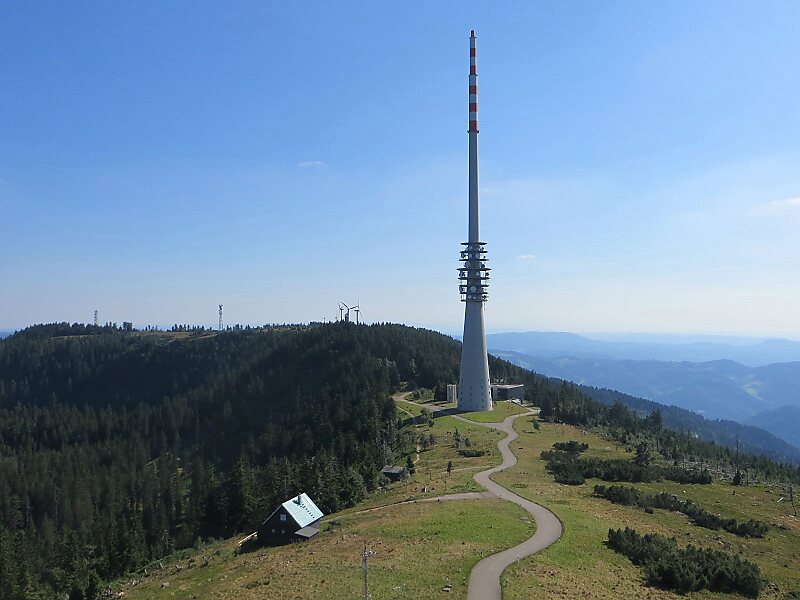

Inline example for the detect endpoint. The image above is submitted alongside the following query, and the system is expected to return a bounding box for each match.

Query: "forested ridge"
[0,322,798,599]
[580,385,800,464]
[0,322,407,599]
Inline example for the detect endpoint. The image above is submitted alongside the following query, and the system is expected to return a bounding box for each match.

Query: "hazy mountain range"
[746,405,800,450]
[488,331,800,450]
[486,331,800,367]
[574,383,800,464]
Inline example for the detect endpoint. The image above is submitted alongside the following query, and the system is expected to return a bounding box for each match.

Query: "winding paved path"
[382,398,563,598]
[452,411,562,600]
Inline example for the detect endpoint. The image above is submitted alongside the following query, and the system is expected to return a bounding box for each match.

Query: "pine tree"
[227,458,255,533]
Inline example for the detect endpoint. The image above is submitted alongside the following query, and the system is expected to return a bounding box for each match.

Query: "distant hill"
[575,384,800,464]
[0,330,14,339]
[491,350,800,422]
[493,349,800,462]
[747,405,800,449]
[486,330,800,366]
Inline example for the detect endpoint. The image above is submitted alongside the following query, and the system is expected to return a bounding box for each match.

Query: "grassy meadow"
[115,498,533,600]
[114,400,800,599]
[339,407,504,513]
[459,400,530,422]
[494,418,800,600]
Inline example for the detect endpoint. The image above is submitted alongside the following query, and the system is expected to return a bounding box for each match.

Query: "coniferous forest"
[0,322,798,599]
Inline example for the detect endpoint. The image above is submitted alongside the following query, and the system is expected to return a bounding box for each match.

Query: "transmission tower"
[457,30,492,412]
[93,310,98,327]
[218,305,223,331]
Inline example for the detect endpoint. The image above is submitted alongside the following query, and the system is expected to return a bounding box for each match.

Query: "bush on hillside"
[594,485,769,538]
[607,527,762,597]
[458,449,486,458]
[553,440,589,454]
[541,450,712,486]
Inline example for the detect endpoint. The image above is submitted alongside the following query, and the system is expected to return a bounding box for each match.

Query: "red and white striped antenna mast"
[469,30,478,135]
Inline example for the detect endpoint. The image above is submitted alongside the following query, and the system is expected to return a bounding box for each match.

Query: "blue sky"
[2,1,799,336]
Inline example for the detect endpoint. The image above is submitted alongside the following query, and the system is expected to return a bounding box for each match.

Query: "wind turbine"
[353,303,361,325]
[339,302,353,322]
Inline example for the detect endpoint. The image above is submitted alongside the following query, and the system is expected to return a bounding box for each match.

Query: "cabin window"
[280,514,287,522]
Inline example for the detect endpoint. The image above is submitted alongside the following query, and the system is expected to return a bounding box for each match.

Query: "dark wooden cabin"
[257,492,324,545]
[381,465,408,482]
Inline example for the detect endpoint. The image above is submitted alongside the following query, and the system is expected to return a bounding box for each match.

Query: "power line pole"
[362,544,374,600]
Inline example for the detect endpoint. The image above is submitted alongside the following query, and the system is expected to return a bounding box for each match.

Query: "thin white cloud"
[751,196,800,216]
[516,254,537,261]
[297,160,326,169]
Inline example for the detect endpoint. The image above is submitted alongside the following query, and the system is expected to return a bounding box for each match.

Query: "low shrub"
[607,527,762,597]
[458,449,486,457]
[541,451,712,486]
[553,440,589,454]
[594,485,769,538]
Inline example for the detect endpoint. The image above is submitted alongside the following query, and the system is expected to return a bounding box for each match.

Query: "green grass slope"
[116,499,533,600]
[115,408,800,599]
[495,420,800,599]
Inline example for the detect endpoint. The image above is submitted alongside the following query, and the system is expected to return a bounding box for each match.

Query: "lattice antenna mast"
[94,310,98,327]
[218,305,223,331]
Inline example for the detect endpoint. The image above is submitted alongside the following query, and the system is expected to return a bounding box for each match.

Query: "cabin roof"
[282,493,323,527]
[262,492,323,529]
[382,466,405,475]
[295,526,320,539]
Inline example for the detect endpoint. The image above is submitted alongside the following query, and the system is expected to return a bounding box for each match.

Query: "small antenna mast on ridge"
[218,305,223,331]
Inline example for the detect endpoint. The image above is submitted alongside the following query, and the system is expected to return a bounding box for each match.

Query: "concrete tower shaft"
[458,30,492,413]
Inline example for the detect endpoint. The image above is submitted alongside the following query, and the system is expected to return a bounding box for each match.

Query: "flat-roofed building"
[491,384,525,403]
